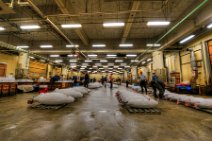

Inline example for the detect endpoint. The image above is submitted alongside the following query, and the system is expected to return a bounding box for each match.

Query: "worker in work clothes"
[140,72,147,94]
[109,74,114,89]
[84,72,89,88]
[151,73,165,99]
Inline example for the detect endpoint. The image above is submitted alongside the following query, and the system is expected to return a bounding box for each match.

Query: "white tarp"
[116,89,158,108]
[33,93,75,105]
[71,87,91,94]
[131,85,141,91]
[88,82,102,89]
[164,90,212,109]
[54,88,83,98]
[17,85,34,93]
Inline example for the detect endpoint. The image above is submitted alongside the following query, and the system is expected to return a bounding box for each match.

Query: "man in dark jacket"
[84,72,89,88]
[151,74,165,99]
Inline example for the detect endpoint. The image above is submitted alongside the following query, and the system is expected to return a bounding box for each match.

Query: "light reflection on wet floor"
[0,87,211,141]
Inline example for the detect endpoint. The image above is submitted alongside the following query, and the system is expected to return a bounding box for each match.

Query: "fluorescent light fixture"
[69,59,77,63]
[103,66,108,68]
[118,68,122,70]
[40,45,53,48]
[85,60,92,63]
[99,68,104,70]
[131,60,139,63]
[20,25,40,29]
[95,63,101,66]
[126,54,137,57]
[114,66,119,68]
[81,65,87,68]
[88,54,97,57]
[125,66,130,68]
[100,60,108,63]
[89,68,92,70]
[146,43,161,47]
[142,61,146,64]
[207,23,212,29]
[115,60,123,63]
[70,66,76,68]
[54,59,63,63]
[17,45,29,49]
[66,44,79,48]
[119,44,133,47]
[180,35,195,44]
[93,66,98,67]
[61,24,82,28]
[147,58,152,62]
[70,63,77,66]
[82,63,88,66]
[108,63,114,66]
[80,68,85,70]
[0,27,5,31]
[108,68,113,70]
[68,54,77,57]
[120,63,127,66]
[30,56,35,59]
[147,21,170,26]
[107,54,117,58]
[50,55,59,57]
[103,22,125,27]
[92,44,106,48]
[101,71,106,73]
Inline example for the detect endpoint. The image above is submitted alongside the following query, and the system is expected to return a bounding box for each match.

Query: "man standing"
[109,74,113,89]
[151,73,165,99]
[140,72,147,94]
[84,72,89,88]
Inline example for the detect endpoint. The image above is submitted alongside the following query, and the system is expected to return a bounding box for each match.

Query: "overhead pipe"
[0,40,68,67]
[26,0,88,59]
[0,40,47,61]
[156,0,208,44]
[31,49,154,54]
[131,0,209,66]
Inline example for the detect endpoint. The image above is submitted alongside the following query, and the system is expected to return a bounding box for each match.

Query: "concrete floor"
[0,87,211,141]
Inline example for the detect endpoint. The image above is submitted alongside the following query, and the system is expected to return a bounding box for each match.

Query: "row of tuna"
[33,86,91,105]
[116,87,158,108]
[88,82,103,89]
[164,90,212,109]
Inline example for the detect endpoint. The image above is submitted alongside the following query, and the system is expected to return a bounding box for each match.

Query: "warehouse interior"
[0,0,212,141]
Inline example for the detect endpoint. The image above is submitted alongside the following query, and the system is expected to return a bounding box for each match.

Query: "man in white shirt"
[140,72,147,94]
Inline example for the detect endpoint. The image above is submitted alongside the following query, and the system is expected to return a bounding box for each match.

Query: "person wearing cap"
[140,72,147,94]
[109,74,114,89]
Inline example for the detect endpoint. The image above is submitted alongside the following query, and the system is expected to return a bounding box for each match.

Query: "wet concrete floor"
[0,87,211,141]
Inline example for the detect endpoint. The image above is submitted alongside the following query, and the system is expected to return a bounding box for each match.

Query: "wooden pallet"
[124,105,161,114]
[30,103,67,110]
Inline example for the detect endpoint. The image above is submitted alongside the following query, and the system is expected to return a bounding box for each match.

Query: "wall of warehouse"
[164,32,212,85]
[89,73,123,81]
[180,33,212,85]
[0,53,18,76]
[153,51,164,69]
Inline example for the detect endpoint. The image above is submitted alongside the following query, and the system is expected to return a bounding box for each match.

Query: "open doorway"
[0,63,7,77]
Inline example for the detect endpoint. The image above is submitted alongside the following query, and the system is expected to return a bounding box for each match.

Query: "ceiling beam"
[31,49,154,54]
[27,0,88,59]
[54,0,89,46]
[121,1,141,43]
